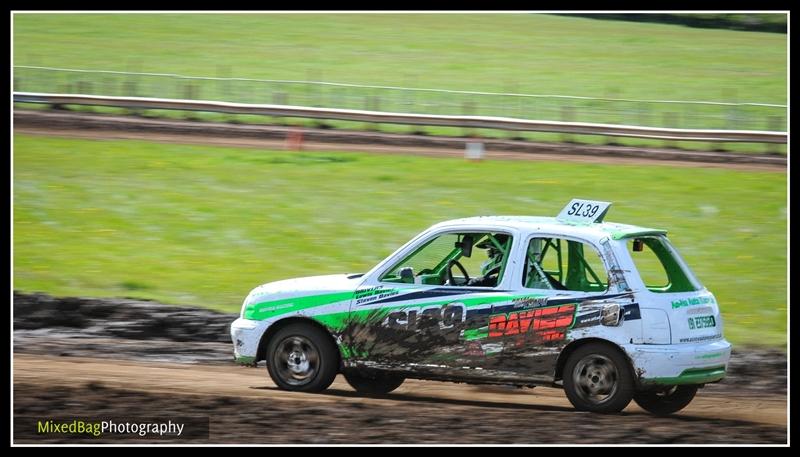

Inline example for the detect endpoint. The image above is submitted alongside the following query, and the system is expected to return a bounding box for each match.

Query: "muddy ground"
[14,110,786,171]
[12,292,788,444]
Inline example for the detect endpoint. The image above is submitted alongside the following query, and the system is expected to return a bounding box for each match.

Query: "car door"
[343,228,518,378]
[478,233,625,380]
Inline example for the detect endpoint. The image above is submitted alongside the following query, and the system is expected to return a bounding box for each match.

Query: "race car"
[231,199,731,414]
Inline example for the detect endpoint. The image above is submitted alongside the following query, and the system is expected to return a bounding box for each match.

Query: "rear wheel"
[266,323,339,392]
[633,385,698,415]
[563,343,634,413]
[343,370,405,395]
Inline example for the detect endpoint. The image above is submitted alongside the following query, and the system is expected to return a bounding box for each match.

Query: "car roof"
[429,216,667,242]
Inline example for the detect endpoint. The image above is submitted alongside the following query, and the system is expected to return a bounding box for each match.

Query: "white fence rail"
[13,92,787,144]
[13,66,787,108]
[13,66,787,133]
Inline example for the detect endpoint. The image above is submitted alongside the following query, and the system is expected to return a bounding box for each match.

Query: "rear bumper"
[622,339,731,386]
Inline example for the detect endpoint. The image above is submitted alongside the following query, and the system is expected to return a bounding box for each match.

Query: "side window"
[627,236,701,293]
[523,237,608,292]
[380,232,513,288]
[627,238,669,290]
[381,234,459,284]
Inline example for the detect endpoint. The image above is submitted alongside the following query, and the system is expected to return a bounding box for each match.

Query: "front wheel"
[562,343,634,413]
[266,323,339,392]
[633,385,698,415]
[344,370,405,395]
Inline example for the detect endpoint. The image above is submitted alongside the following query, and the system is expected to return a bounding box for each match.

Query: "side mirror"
[456,235,474,258]
[633,239,644,252]
[399,267,415,283]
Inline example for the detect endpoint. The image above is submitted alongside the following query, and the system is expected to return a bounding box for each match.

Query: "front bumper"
[230,317,267,365]
[622,339,731,386]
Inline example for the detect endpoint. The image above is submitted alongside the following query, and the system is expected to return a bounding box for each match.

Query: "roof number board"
[557,199,612,224]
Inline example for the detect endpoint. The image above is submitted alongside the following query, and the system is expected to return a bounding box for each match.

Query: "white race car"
[231,199,730,414]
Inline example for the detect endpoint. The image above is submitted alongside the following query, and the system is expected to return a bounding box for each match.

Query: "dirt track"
[12,354,787,444]
[13,109,787,171]
[12,293,788,444]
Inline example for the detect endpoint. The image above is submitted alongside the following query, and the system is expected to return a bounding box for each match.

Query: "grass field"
[13,134,787,346]
[13,13,787,154]
[13,14,786,103]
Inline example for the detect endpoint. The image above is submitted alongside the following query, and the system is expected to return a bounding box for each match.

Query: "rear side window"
[523,237,608,292]
[627,236,702,293]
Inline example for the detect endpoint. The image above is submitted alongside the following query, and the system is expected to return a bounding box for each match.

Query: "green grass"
[13,134,786,346]
[13,14,787,153]
[13,13,786,102]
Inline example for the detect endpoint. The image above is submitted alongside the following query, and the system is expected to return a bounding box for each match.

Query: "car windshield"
[626,235,703,293]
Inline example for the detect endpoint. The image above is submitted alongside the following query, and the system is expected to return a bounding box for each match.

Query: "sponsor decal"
[384,303,466,331]
[571,303,640,329]
[671,295,716,309]
[688,315,716,330]
[679,333,722,343]
[621,303,641,320]
[364,287,500,306]
[511,296,550,309]
[488,304,576,342]
[572,310,602,328]
[257,303,294,312]
[354,286,400,305]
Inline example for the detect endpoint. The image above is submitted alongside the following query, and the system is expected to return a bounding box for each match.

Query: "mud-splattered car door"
[473,233,631,382]
[341,230,521,380]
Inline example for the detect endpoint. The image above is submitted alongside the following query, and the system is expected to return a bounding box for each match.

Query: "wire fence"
[13,65,787,132]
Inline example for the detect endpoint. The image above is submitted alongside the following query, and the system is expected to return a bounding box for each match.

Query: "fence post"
[638,102,650,127]
[405,75,419,134]
[76,80,90,113]
[663,112,678,149]
[123,80,138,97]
[216,65,232,122]
[217,65,230,101]
[123,79,141,116]
[506,97,517,140]
[272,92,287,125]
[182,82,199,120]
[462,100,475,137]
[103,76,114,96]
[365,95,381,131]
[373,95,382,131]
[605,88,620,145]
[718,89,739,152]
[561,105,575,143]
[183,83,197,100]
[767,115,783,155]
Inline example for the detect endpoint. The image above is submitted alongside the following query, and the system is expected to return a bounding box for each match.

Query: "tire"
[343,370,405,395]
[562,342,635,413]
[633,385,698,416]
[266,323,339,392]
